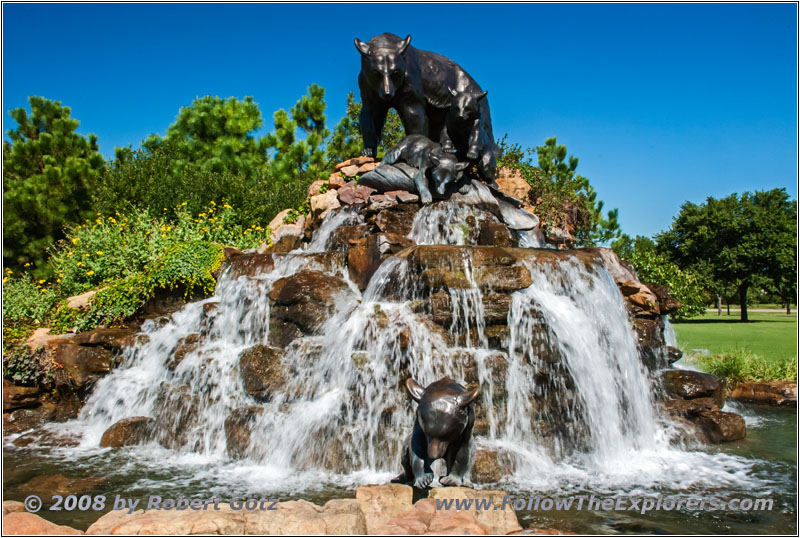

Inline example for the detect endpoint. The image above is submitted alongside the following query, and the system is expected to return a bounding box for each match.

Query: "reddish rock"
[385,190,420,203]
[373,204,419,236]
[643,282,682,314]
[238,345,286,400]
[661,369,721,399]
[356,484,413,534]
[225,406,264,458]
[26,328,73,353]
[3,380,40,412]
[695,410,746,443]
[328,173,347,188]
[307,179,327,198]
[224,253,275,278]
[72,327,136,349]
[100,417,155,448]
[479,221,513,247]
[348,233,414,290]
[730,381,797,407]
[19,473,106,497]
[51,342,114,388]
[3,511,83,535]
[496,167,531,201]
[333,156,375,172]
[268,270,356,334]
[472,448,514,483]
[338,182,376,205]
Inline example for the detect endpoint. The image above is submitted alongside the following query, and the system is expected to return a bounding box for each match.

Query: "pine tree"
[3,96,105,276]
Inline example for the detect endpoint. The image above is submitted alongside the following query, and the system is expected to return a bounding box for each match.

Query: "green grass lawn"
[672,312,797,363]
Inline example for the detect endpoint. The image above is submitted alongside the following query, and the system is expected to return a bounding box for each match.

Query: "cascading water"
[35,206,769,505]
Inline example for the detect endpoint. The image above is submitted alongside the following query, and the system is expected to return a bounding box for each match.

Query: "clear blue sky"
[3,3,797,239]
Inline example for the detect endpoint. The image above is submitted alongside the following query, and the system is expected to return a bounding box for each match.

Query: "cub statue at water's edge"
[354,32,496,167]
[392,377,479,488]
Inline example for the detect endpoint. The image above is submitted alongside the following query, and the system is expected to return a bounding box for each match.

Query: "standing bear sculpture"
[354,32,498,175]
[392,377,479,488]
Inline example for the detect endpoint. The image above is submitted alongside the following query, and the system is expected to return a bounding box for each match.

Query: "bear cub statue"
[441,87,498,188]
[392,377,480,488]
[382,134,470,204]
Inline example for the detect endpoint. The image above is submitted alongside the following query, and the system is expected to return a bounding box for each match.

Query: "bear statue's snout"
[427,437,448,460]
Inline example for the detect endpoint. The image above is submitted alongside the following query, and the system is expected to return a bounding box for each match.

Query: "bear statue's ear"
[398,35,412,54]
[456,161,470,171]
[429,152,441,166]
[477,90,488,101]
[354,38,370,56]
[448,86,458,97]
[405,378,425,402]
[456,388,480,408]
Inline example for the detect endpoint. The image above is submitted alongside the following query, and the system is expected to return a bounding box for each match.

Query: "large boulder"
[347,233,414,290]
[355,484,413,534]
[661,369,721,399]
[17,473,106,497]
[3,381,40,412]
[3,511,82,535]
[238,346,286,400]
[224,406,264,458]
[86,498,366,535]
[730,381,797,407]
[472,448,514,484]
[51,342,115,389]
[100,417,155,448]
[694,410,746,443]
[427,487,522,535]
[268,270,356,335]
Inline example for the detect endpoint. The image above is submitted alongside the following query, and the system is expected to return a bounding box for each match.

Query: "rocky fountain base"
[3,157,762,535]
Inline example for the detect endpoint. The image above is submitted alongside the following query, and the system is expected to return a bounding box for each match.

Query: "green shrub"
[692,348,797,382]
[50,203,264,297]
[2,270,60,323]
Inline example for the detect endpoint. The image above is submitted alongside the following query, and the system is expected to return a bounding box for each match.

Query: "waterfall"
[61,209,761,495]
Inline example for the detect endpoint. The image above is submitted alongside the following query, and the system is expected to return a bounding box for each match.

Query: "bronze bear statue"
[442,87,498,187]
[382,135,469,204]
[354,33,495,164]
[392,377,479,488]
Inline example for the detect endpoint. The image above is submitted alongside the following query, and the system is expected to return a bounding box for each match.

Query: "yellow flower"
[5,268,11,274]
[72,238,80,244]
[223,204,232,209]
[109,217,116,224]
[199,213,207,218]
[57,279,61,283]
[87,271,95,276]
[163,208,167,211]
[210,200,216,205]
[41,288,48,293]
[2,277,7,283]
[161,234,166,238]
[24,263,30,267]
[96,251,103,255]
[76,262,84,267]
[181,202,187,206]
[38,279,45,284]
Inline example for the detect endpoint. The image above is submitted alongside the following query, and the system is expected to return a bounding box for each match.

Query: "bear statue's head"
[355,33,411,101]
[428,151,470,196]
[448,87,488,122]
[406,377,479,460]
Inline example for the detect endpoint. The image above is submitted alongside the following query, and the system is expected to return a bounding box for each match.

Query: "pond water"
[4,403,795,534]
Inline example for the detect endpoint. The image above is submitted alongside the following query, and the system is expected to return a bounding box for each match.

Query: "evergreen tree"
[264,84,330,186]
[3,96,105,276]
[143,95,267,178]
[327,92,404,163]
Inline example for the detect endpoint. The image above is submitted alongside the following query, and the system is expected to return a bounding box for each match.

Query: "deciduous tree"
[657,189,796,322]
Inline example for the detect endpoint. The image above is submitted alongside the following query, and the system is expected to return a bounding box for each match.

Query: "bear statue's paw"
[466,149,479,160]
[439,475,465,487]
[414,472,435,489]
